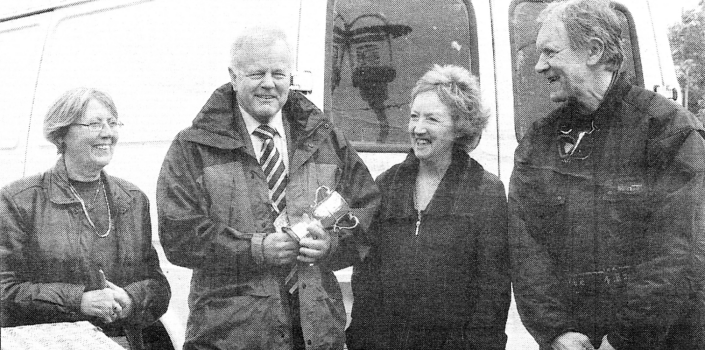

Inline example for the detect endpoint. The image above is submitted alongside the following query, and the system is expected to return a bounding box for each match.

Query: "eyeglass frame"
[72,118,124,132]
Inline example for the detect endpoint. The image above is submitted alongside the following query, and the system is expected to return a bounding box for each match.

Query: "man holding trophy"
[156,26,379,350]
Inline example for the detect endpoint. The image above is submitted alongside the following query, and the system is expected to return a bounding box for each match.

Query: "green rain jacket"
[157,84,380,350]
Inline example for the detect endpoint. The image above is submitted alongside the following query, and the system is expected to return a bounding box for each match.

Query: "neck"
[577,70,615,114]
[64,156,101,182]
[418,153,452,179]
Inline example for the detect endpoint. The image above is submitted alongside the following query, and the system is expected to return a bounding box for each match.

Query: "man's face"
[534,16,592,105]
[231,40,291,123]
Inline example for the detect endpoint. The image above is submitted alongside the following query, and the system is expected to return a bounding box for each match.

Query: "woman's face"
[62,99,119,173]
[408,91,455,164]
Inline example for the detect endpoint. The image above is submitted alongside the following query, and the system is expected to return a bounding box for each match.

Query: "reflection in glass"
[330,0,475,147]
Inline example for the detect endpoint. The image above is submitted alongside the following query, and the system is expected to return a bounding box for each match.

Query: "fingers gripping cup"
[283,186,359,242]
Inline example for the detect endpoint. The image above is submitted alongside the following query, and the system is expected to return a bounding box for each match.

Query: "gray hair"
[229,26,293,71]
[411,64,488,152]
[43,87,118,154]
[538,0,624,72]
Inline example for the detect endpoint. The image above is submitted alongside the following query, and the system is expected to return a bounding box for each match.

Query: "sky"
[655,0,702,26]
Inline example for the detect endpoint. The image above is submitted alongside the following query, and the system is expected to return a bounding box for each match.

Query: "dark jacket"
[347,146,511,350]
[156,84,380,350]
[0,158,170,329]
[509,76,705,350]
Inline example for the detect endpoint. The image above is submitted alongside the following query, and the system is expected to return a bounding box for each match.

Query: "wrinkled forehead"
[536,16,569,49]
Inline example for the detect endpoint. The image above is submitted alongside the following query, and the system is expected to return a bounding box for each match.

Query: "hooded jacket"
[0,158,170,330]
[348,146,510,350]
[509,75,705,350]
[156,83,379,350]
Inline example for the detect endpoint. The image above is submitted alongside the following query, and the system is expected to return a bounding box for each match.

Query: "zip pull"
[415,211,422,236]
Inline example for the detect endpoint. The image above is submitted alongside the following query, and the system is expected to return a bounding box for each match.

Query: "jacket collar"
[386,145,481,218]
[559,71,630,130]
[47,157,134,212]
[187,83,329,151]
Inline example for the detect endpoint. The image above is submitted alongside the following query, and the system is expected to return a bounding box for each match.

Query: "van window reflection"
[330,0,477,148]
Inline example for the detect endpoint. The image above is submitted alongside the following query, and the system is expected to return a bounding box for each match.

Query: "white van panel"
[0,13,49,186]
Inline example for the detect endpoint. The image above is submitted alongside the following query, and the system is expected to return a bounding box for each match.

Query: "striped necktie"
[253,124,287,213]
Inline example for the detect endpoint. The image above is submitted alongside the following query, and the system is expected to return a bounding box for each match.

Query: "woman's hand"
[80,288,122,323]
[106,280,134,319]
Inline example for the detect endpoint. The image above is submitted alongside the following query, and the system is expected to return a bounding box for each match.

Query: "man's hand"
[80,288,121,324]
[552,332,595,350]
[597,335,616,350]
[298,221,331,263]
[263,231,299,266]
[106,280,134,319]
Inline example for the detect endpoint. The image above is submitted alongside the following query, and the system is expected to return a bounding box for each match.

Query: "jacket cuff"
[251,232,267,266]
[326,228,340,259]
[123,282,145,317]
[63,284,86,313]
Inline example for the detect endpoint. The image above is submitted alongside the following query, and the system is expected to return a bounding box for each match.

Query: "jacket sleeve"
[0,187,86,325]
[607,127,705,349]
[466,180,511,349]
[121,193,171,327]
[321,129,380,271]
[508,130,578,347]
[156,137,263,271]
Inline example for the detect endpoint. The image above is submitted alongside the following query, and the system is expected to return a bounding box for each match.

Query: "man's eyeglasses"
[73,119,124,132]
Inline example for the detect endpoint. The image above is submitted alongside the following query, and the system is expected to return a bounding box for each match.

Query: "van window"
[326,0,479,151]
[509,0,643,141]
[0,23,43,150]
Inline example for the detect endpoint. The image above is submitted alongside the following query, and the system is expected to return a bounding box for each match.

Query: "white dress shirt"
[240,106,289,170]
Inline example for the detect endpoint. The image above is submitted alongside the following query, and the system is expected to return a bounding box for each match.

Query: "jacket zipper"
[414,210,422,236]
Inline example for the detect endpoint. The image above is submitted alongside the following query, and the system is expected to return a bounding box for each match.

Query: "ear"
[228,67,238,88]
[586,37,605,66]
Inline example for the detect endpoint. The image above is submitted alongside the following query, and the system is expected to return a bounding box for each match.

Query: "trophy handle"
[314,186,332,206]
[333,213,359,231]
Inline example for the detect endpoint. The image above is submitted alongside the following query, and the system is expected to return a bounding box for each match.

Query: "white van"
[0,0,681,349]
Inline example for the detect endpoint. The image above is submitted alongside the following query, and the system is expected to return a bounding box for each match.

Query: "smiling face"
[62,99,118,177]
[231,40,291,123]
[408,91,456,165]
[534,16,592,105]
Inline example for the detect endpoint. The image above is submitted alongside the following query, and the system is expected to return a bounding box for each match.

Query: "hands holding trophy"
[283,186,359,263]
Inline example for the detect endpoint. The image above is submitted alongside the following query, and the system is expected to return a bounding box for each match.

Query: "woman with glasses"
[347,65,511,350]
[0,87,170,349]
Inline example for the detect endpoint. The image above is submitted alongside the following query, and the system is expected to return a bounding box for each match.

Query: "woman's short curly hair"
[411,64,488,152]
[43,87,118,154]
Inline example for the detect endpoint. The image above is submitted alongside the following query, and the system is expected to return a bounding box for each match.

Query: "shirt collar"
[240,106,285,137]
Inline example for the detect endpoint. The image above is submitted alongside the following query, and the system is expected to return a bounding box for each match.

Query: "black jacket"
[348,146,510,350]
[509,76,705,350]
[1,158,170,329]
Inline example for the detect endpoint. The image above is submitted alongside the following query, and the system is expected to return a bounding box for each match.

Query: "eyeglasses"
[73,118,124,132]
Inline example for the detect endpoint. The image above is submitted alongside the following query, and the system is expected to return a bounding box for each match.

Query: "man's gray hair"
[229,26,292,70]
[538,0,624,72]
[43,87,118,154]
